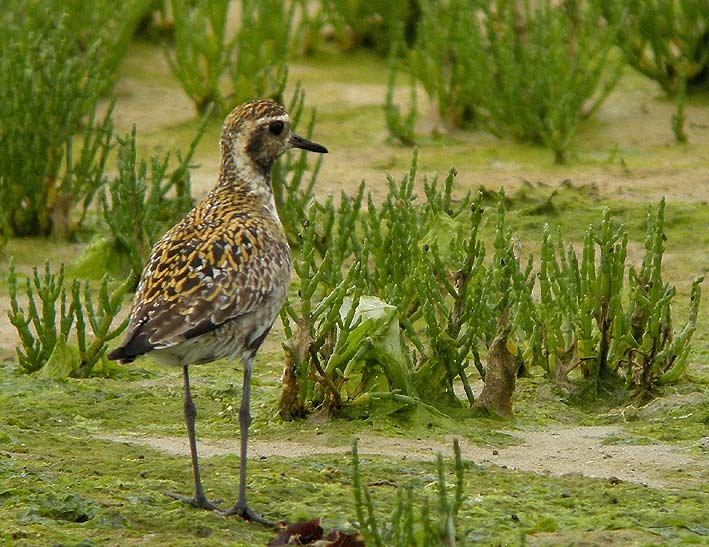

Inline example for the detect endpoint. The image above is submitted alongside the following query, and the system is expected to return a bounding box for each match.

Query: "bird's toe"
[224,502,274,527]
[166,491,222,512]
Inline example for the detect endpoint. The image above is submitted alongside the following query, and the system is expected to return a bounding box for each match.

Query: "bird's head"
[220,99,327,182]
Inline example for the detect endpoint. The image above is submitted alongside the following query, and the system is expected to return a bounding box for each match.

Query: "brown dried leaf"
[267,518,323,546]
[318,530,366,546]
[267,519,366,547]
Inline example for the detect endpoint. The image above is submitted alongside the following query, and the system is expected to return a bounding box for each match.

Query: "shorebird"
[108,100,327,525]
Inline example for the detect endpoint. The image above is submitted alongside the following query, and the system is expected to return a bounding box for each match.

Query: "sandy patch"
[97,424,704,489]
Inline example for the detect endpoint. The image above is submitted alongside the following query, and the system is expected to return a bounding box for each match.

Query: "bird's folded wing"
[119,229,290,358]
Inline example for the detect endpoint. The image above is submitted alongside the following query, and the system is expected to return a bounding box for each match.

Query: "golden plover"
[108,100,327,525]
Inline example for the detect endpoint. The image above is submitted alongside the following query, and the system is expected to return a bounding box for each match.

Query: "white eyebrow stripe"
[263,114,290,124]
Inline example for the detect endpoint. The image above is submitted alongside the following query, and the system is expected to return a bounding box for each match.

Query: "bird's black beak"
[289,132,328,153]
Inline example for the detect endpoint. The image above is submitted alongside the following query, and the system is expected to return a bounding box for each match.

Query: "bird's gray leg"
[167,366,221,511]
[225,357,274,526]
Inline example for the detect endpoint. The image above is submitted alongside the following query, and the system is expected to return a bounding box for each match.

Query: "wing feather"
[116,210,290,360]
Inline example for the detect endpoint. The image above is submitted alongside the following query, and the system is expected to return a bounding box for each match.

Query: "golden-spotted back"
[108,99,328,367]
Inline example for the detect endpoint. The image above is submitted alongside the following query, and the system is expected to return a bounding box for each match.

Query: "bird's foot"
[166,491,222,512]
[224,502,275,527]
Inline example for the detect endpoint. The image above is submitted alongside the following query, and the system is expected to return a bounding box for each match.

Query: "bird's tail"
[107,346,137,364]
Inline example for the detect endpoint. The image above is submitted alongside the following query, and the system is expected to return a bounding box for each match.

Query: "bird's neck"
[215,158,280,220]
[218,151,271,190]
[214,138,284,221]
[221,143,272,178]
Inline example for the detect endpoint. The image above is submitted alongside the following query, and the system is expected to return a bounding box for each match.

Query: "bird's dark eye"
[268,121,284,135]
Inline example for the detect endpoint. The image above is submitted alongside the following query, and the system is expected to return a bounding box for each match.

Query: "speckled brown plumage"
[107,99,327,524]
[112,180,291,366]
